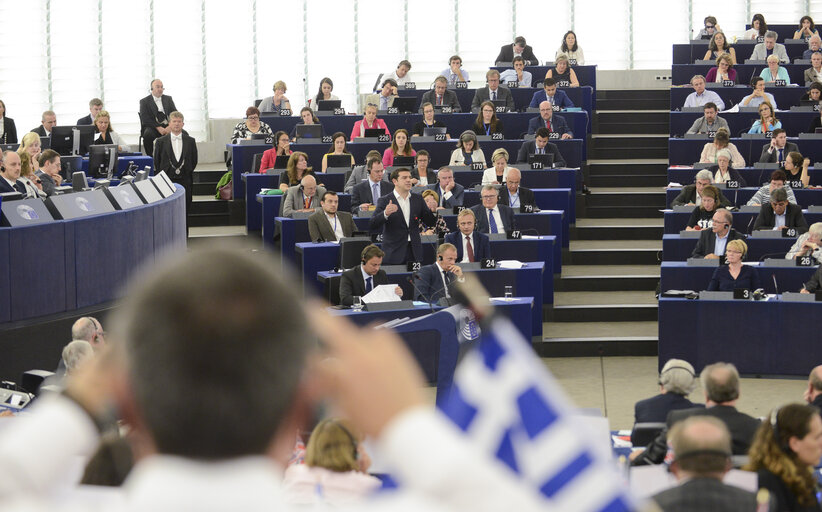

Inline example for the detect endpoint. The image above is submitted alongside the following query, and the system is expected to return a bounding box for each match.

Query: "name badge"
[264,136,274,144]
[279,109,292,116]
[495,106,506,113]
[520,204,534,213]
[452,206,465,214]
[470,162,484,170]
[568,59,577,66]
[434,133,447,141]
[756,36,765,43]
[387,107,399,114]
[733,288,751,300]
[814,103,821,112]
[722,80,734,87]
[726,180,739,189]
[552,105,560,112]
[407,261,422,272]
[333,108,346,115]
[789,180,802,189]
[557,80,571,87]
[707,131,716,138]
[377,133,390,142]
[441,106,453,114]
[783,227,798,238]
[548,132,560,139]
[480,258,496,269]
[491,132,503,140]
[404,82,416,90]
[765,131,773,138]
[530,161,544,170]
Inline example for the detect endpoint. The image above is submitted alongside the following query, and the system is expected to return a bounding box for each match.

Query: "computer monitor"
[317,99,342,111]
[250,133,274,143]
[50,125,95,156]
[391,96,417,114]
[528,153,554,167]
[393,156,415,167]
[274,155,290,169]
[423,127,446,136]
[87,144,118,179]
[492,99,507,111]
[39,137,50,150]
[364,128,385,138]
[295,124,323,139]
[0,143,18,152]
[326,154,353,168]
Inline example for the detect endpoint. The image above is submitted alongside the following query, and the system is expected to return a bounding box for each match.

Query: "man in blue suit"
[0,151,26,194]
[528,78,574,109]
[426,167,464,208]
[471,185,516,234]
[527,101,572,137]
[444,209,491,262]
[351,157,394,214]
[370,168,438,265]
[413,243,464,303]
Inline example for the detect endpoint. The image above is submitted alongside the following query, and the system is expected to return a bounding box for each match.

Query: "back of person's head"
[700,362,740,403]
[713,128,730,145]
[695,169,714,182]
[305,418,361,472]
[659,359,697,396]
[771,169,787,183]
[111,245,310,460]
[72,316,100,342]
[669,416,731,477]
[62,340,94,374]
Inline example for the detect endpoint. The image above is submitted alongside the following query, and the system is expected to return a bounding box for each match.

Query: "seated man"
[344,150,384,193]
[685,102,728,135]
[426,167,464,208]
[31,110,57,137]
[527,101,572,138]
[786,222,822,264]
[470,70,514,112]
[528,78,574,109]
[441,55,470,85]
[758,129,799,165]
[671,169,732,207]
[651,416,762,511]
[740,76,778,109]
[308,191,356,242]
[804,52,822,86]
[691,209,745,259]
[516,127,566,167]
[444,209,491,263]
[364,78,398,112]
[683,75,725,110]
[139,79,176,156]
[338,244,402,306]
[746,170,797,206]
[471,185,516,234]
[351,157,393,214]
[384,59,411,87]
[752,187,808,233]
[413,242,464,303]
[751,31,789,63]
[498,56,533,88]
[35,149,62,196]
[76,98,103,125]
[497,167,536,210]
[282,175,326,218]
[803,34,822,60]
[801,264,822,293]
[495,35,538,65]
[0,151,25,194]
[420,76,460,111]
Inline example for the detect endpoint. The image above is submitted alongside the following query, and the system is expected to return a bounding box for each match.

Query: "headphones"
[438,255,443,261]
[658,365,695,385]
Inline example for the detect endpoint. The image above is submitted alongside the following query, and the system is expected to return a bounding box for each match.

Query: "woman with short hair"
[707,239,760,291]
[231,106,272,144]
[481,148,514,185]
[258,80,291,113]
[544,54,579,87]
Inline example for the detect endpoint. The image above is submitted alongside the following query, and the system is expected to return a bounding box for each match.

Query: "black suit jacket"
[351,180,394,213]
[498,186,536,210]
[444,231,491,262]
[753,203,808,232]
[139,94,177,130]
[515,140,566,167]
[0,177,24,194]
[338,266,389,306]
[470,86,515,112]
[153,133,198,182]
[426,183,465,208]
[691,228,746,258]
[495,44,539,65]
[76,114,93,126]
[471,204,516,234]
[414,263,456,303]
[671,184,732,208]
[634,393,701,425]
[2,117,18,144]
[370,192,437,264]
[652,477,763,512]
[30,126,48,137]
[419,90,460,111]
[803,265,822,292]
[758,142,800,163]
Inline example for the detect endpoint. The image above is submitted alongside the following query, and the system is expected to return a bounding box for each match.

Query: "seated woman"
[412,150,434,186]
[17,150,44,198]
[17,131,42,178]
[705,54,737,84]
[761,55,790,84]
[289,107,325,141]
[278,151,314,191]
[311,77,339,112]
[471,101,504,137]
[544,54,579,87]
[631,358,700,444]
[700,128,746,168]
[498,56,532,87]
[321,132,355,172]
[707,239,761,291]
[743,13,767,40]
[802,82,822,105]
[481,148,514,185]
[686,184,722,230]
[449,130,486,167]
[90,110,130,152]
[741,76,778,109]
[382,128,415,167]
[260,131,292,173]
[703,31,737,65]
[258,80,291,113]
[783,151,811,188]
[412,102,449,138]
[744,404,822,512]
[231,106,272,144]
[794,15,819,41]
[419,189,450,235]
[350,104,389,141]
[749,101,781,134]
[556,31,584,65]
[0,99,19,144]
[709,149,747,187]
[282,418,381,506]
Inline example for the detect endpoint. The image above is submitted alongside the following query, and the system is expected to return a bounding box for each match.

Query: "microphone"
[407,276,435,314]
[414,270,451,307]
[772,274,780,295]
[747,216,755,235]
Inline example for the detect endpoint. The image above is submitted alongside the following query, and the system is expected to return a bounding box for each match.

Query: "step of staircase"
[574,218,664,240]
[554,264,660,292]
[569,240,661,265]
[547,291,659,322]
[189,195,244,227]
[535,321,658,357]
[596,90,670,112]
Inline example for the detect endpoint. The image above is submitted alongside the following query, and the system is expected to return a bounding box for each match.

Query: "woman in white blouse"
[449,130,486,167]
[556,31,585,65]
[481,148,515,185]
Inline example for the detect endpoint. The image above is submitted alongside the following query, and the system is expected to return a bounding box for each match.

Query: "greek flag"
[439,318,637,511]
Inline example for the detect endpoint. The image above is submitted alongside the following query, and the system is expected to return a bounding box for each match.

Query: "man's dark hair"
[391,168,411,182]
[382,78,398,89]
[771,169,787,182]
[320,190,337,202]
[535,127,550,139]
[397,60,411,69]
[543,78,557,88]
[771,187,788,203]
[772,128,786,138]
[415,149,429,162]
[512,56,525,65]
[38,149,60,167]
[361,244,385,262]
[750,76,764,87]
[703,102,717,111]
[366,156,382,172]
[113,246,310,459]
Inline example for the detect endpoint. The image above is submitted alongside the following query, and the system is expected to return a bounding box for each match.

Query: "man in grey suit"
[651,416,769,512]
[282,175,326,218]
[470,70,515,112]
[420,76,461,112]
[307,191,356,242]
[804,52,822,85]
[750,31,789,63]
[35,149,62,196]
[364,78,398,111]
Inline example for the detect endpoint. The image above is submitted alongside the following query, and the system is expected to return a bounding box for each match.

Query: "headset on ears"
[661,365,695,377]
[438,255,443,261]
[771,407,786,451]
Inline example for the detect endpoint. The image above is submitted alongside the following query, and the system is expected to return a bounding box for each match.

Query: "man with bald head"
[55,317,106,377]
[282,174,326,218]
[0,151,25,194]
[526,101,572,137]
[691,209,745,259]
[497,167,536,211]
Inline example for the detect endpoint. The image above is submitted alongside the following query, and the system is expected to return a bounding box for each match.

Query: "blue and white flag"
[439,317,638,511]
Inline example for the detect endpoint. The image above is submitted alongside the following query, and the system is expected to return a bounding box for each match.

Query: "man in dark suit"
[801,264,822,293]
[671,169,732,207]
[527,79,575,109]
[30,111,56,137]
[516,128,566,167]
[76,98,102,126]
[338,245,402,306]
[527,101,572,137]
[308,191,356,242]
[0,151,25,194]
[444,209,491,263]
[370,168,437,265]
[651,416,764,512]
[632,362,761,466]
[497,168,536,211]
[413,243,464,303]
[140,79,177,156]
[752,187,808,233]
[35,149,62,197]
[471,185,516,235]
[426,167,463,208]
[153,111,197,228]
[351,157,393,214]
[470,70,515,112]
[420,76,461,112]
[758,129,799,164]
[691,209,745,259]
[494,36,539,65]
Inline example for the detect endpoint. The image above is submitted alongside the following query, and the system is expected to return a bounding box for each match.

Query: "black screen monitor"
[250,133,273,142]
[274,155,290,169]
[326,154,352,168]
[423,127,446,136]
[39,137,50,150]
[295,124,323,139]
[0,143,18,152]
[528,153,554,167]
[317,99,342,111]
[364,128,385,138]
[88,144,119,179]
[50,125,96,156]
[391,96,417,113]
[393,156,415,167]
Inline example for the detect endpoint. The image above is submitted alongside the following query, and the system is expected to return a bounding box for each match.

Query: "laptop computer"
[391,96,417,113]
[326,154,352,168]
[317,99,342,111]
[364,128,386,138]
[295,124,323,139]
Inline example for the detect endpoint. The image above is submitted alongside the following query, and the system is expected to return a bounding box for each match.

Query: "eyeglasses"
[247,115,259,120]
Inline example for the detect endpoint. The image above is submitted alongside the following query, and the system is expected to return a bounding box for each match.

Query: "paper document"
[497,260,524,269]
[362,284,400,304]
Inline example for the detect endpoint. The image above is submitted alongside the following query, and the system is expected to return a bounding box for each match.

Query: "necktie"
[437,95,442,106]
[778,148,783,163]
[304,196,311,209]
[366,276,373,293]
[442,270,451,298]
[546,119,552,131]
[14,182,25,194]
[488,209,498,233]
[171,135,182,161]
[372,183,379,204]
[465,235,475,262]
[381,96,388,110]
[491,90,497,101]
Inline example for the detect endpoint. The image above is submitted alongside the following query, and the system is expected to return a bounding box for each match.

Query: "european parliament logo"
[459,308,480,340]
[16,204,38,221]
[75,196,94,212]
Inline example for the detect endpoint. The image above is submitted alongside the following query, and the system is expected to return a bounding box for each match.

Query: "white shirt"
[683,90,725,110]
[170,133,183,162]
[0,117,4,138]
[485,205,504,233]
[436,261,452,297]
[461,233,473,263]
[360,265,375,291]
[439,187,453,205]
[774,213,786,229]
[325,212,344,241]
[507,190,520,208]
[153,94,165,113]
[391,189,412,241]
